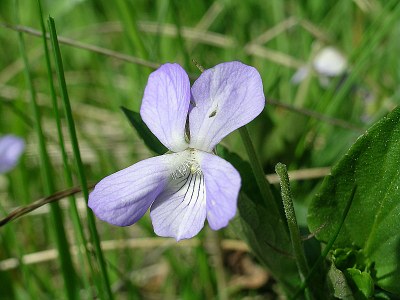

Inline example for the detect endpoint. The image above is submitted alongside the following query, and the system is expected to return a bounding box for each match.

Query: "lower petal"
[150,169,207,241]
[199,151,241,230]
[89,154,176,226]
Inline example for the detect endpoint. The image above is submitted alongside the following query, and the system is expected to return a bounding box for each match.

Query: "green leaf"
[331,248,370,271]
[344,268,374,299]
[48,17,113,299]
[121,106,168,155]
[308,106,400,294]
[327,262,354,300]
[236,193,300,294]
[217,146,301,295]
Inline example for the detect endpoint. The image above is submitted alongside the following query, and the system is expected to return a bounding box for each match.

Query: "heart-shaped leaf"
[308,106,400,294]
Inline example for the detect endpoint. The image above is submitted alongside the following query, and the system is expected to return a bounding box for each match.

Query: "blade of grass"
[47,16,113,300]
[14,1,78,299]
[35,0,95,297]
[170,0,191,69]
[152,0,169,60]
[269,0,293,103]
[187,1,223,52]
[113,0,151,109]
[238,126,280,213]
[0,23,159,69]
[115,0,148,60]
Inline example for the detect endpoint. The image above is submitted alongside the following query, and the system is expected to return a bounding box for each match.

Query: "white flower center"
[170,149,202,180]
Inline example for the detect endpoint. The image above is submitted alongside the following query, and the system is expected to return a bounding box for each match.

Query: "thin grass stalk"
[14,1,78,298]
[275,163,312,299]
[35,0,95,296]
[170,0,191,69]
[115,0,148,60]
[238,126,280,212]
[47,16,114,300]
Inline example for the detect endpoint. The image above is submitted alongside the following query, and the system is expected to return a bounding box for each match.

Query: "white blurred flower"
[313,47,347,76]
[292,46,347,85]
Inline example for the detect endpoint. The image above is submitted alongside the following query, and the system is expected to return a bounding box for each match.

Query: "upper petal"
[150,150,207,240]
[199,151,241,230]
[0,135,25,173]
[189,61,265,151]
[89,154,179,226]
[140,63,191,152]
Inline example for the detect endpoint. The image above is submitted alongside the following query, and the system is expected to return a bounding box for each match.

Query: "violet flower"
[0,135,25,173]
[89,61,265,240]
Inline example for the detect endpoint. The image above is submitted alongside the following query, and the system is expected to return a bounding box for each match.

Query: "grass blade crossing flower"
[89,62,265,240]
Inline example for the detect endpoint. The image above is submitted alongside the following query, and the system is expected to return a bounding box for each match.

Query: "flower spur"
[89,61,265,240]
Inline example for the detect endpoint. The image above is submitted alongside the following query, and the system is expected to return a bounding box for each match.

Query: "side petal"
[89,154,177,226]
[0,135,25,173]
[199,151,241,230]
[189,61,265,152]
[150,170,207,241]
[140,63,190,152]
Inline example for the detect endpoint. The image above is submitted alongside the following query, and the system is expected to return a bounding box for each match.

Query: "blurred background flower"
[0,135,25,173]
[291,46,348,86]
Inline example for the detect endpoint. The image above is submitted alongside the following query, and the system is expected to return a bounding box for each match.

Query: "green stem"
[291,185,357,300]
[47,16,113,300]
[35,0,94,296]
[14,1,77,299]
[238,126,279,212]
[275,163,311,299]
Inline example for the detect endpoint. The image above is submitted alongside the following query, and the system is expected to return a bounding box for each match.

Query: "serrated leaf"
[121,106,168,155]
[308,106,400,294]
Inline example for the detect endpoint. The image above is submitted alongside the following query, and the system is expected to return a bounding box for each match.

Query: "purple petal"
[0,135,25,173]
[189,61,265,152]
[140,63,191,152]
[199,151,241,230]
[89,154,177,226]
[150,165,207,241]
